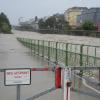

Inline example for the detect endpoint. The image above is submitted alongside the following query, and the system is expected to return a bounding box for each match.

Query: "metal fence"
[71,69,100,100]
[17,38,100,67]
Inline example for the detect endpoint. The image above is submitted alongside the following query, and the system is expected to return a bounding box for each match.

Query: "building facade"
[77,8,100,28]
[64,7,88,28]
[19,18,39,30]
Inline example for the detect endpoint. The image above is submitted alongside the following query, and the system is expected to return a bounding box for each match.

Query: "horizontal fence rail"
[17,37,100,67]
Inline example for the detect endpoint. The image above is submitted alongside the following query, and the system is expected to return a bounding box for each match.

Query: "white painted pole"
[64,69,67,100]
[64,68,71,100]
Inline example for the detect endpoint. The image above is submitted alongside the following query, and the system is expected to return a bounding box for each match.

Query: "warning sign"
[64,68,71,80]
[4,68,31,85]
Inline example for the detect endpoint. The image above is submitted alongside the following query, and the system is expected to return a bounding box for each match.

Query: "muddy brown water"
[0,32,99,100]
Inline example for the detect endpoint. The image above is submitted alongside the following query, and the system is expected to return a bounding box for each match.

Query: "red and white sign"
[4,69,31,85]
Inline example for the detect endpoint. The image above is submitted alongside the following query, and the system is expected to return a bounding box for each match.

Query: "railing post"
[38,40,39,55]
[80,44,84,76]
[48,41,50,60]
[24,38,25,46]
[29,39,30,48]
[30,39,32,50]
[99,67,100,82]
[26,38,28,47]
[65,43,68,66]
[94,48,96,66]
[42,40,44,57]
[27,39,28,47]
[80,44,83,66]
[34,40,36,55]
[55,42,58,64]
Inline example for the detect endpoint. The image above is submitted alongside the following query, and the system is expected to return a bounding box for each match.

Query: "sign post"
[17,85,20,100]
[4,68,31,100]
[63,68,71,100]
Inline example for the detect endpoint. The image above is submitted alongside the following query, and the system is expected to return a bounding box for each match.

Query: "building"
[77,8,100,29]
[19,18,39,30]
[64,7,88,28]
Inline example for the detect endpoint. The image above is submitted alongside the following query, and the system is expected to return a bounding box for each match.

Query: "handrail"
[17,37,100,67]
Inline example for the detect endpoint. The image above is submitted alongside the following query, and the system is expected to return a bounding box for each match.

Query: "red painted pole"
[55,66,61,88]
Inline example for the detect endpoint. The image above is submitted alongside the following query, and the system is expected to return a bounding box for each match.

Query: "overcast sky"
[0,0,100,25]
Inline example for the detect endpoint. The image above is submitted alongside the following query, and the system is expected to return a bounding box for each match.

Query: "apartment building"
[64,7,88,28]
[77,8,100,28]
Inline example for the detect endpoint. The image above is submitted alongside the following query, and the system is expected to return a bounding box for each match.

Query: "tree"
[35,16,38,22]
[38,18,47,29]
[38,13,70,30]
[45,14,70,30]
[82,20,96,30]
[45,16,56,29]
[0,12,11,33]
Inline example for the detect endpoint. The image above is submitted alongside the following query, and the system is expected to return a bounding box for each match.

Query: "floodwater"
[0,33,60,100]
[0,33,47,68]
[0,32,100,100]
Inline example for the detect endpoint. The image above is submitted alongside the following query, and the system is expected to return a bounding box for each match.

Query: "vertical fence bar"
[28,39,30,48]
[38,40,39,55]
[26,39,28,47]
[65,43,68,66]
[24,38,25,46]
[80,44,83,66]
[74,45,77,66]
[34,40,36,55]
[99,67,100,82]
[25,38,27,47]
[55,42,58,64]
[52,42,54,60]
[48,41,50,60]
[69,44,72,65]
[30,39,32,50]
[86,46,89,66]
[42,40,44,57]
[27,39,28,47]
[32,39,33,50]
[94,48,96,66]
[80,44,83,76]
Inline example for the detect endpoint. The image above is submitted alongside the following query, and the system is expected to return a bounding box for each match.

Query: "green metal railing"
[17,37,100,67]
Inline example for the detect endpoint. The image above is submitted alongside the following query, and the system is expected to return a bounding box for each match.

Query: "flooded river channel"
[0,32,100,100]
